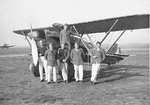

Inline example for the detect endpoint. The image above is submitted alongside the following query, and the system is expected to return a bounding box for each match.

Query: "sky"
[0,0,149,47]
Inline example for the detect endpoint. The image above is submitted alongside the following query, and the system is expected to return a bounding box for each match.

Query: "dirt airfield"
[0,48,149,105]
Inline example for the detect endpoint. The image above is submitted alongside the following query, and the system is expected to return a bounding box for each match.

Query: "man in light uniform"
[90,42,105,84]
[38,40,48,82]
[70,42,84,82]
[45,43,57,84]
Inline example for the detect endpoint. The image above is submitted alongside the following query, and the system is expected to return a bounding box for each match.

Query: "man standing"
[70,42,84,82]
[90,42,105,84]
[45,43,57,84]
[58,43,70,83]
[38,40,48,82]
[59,24,71,50]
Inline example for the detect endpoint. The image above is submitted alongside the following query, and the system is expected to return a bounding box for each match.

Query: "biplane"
[13,14,149,77]
[0,44,15,49]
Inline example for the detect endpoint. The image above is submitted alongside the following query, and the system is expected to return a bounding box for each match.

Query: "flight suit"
[91,47,105,82]
[45,49,57,83]
[70,48,84,81]
[38,46,48,81]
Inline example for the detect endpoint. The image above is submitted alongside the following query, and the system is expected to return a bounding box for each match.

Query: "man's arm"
[57,48,60,59]
[70,49,73,60]
[102,49,106,61]
[44,50,48,60]
[57,48,64,61]
[100,48,105,61]
[64,48,70,62]
[80,48,85,59]
[59,32,62,43]
[55,50,58,60]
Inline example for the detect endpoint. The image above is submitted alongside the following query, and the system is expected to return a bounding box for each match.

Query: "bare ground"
[0,51,149,105]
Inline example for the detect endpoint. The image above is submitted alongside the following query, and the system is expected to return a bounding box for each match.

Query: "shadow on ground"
[24,94,64,104]
[83,64,146,84]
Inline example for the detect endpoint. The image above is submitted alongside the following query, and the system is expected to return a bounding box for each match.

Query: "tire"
[29,62,40,77]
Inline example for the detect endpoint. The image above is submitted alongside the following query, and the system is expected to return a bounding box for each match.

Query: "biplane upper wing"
[70,14,149,34]
[13,14,149,35]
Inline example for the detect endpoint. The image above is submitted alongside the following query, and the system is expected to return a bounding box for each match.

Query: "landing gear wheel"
[29,62,40,77]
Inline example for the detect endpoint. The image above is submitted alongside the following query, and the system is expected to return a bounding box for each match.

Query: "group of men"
[37,24,105,84]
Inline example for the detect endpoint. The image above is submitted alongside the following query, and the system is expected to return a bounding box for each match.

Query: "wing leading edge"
[70,14,149,34]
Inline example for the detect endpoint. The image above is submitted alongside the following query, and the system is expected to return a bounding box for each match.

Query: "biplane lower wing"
[102,54,125,65]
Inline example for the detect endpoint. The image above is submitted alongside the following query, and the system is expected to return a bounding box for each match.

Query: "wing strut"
[21,31,32,48]
[86,34,96,48]
[22,24,34,48]
[72,25,92,55]
[107,30,126,54]
[100,19,119,44]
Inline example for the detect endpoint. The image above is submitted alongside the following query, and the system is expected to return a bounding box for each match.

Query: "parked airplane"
[0,44,15,49]
[13,14,149,77]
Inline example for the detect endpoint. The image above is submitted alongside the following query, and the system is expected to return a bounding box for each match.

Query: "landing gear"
[29,62,40,77]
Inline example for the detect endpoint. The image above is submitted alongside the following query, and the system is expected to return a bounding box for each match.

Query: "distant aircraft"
[13,14,149,77]
[0,44,15,49]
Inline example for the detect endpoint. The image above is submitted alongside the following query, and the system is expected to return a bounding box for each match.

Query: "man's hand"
[93,56,97,58]
[63,59,66,62]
